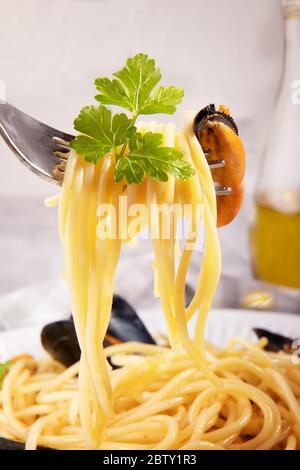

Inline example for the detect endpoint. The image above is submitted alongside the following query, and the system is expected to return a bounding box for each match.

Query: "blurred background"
[0,0,299,315]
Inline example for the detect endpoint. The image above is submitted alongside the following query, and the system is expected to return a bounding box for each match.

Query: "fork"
[0,102,73,185]
[0,102,230,194]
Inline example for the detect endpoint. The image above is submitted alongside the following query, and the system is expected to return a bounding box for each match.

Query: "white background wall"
[0,0,284,199]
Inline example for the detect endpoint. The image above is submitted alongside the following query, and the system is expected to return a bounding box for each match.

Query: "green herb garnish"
[70,53,195,184]
[94,54,184,116]
[0,362,11,388]
[115,132,194,184]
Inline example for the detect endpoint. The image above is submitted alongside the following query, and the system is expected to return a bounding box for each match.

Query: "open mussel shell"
[41,295,155,368]
[253,328,294,353]
[193,103,239,137]
[108,294,155,345]
[41,320,81,368]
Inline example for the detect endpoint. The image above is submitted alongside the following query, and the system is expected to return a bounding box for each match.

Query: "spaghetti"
[0,118,299,450]
[0,340,300,450]
[57,118,222,447]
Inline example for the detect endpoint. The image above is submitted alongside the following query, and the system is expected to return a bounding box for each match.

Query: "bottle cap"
[282,0,300,19]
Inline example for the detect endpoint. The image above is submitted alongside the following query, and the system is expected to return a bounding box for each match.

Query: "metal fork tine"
[52,144,70,153]
[51,131,74,144]
[208,159,225,169]
[215,186,232,196]
[53,150,70,159]
[52,136,72,147]
[52,136,72,158]
[204,152,231,195]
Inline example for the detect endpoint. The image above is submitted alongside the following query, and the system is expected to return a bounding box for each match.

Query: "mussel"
[41,295,155,367]
[254,328,297,354]
[0,437,50,451]
[194,104,239,136]
[106,294,155,345]
[193,104,246,228]
[41,320,81,368]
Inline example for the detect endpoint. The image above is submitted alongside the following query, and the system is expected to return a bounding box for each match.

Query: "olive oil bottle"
[251,193,300,289]
[251,0,300,290]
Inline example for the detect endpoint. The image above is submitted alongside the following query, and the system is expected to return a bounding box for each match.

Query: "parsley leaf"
[115,132,195,184]
[71,54,194,184]
[141,86,184,115]
[0,362,10,388]
[114,157,145,184]
[70,106,135,162]
[94,77,131,110]
[95,53,183,116]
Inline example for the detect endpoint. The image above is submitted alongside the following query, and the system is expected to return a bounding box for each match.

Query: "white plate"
[0,308,300,362]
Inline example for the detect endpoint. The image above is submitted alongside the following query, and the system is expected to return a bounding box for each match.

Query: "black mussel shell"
[0,436,51,451]
[193,103,239,137]
[0,437,26,450]
[253,328,294,353]
[108,295,155,345]
[41,295,155,367]
[41,320,81,368]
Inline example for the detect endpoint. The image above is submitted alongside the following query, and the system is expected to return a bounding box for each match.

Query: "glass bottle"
[250,0,300,290]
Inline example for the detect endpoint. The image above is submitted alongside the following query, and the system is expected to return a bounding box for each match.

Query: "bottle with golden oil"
[251,192,300,289]
[250,0,300,290]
